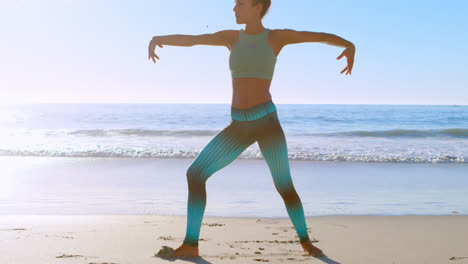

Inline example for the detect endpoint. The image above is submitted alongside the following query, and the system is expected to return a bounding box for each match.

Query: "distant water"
[1,157,467,216]
[1,103,467,163]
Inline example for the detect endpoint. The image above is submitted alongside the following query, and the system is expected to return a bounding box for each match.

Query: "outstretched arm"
[278,29,353,48]
[150,34,199,47]
[154,31,230,47]
[278,29,355,75]
[148,31,231,63]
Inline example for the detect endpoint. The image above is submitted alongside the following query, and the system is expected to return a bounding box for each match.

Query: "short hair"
[251,0,271,19]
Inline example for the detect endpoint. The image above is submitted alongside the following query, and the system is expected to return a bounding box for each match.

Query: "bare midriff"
[231,78,272,109]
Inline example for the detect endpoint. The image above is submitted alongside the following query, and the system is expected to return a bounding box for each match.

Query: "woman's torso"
[227,29,285,109]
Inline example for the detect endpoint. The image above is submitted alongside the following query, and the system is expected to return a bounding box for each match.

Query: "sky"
[0,0,467,105]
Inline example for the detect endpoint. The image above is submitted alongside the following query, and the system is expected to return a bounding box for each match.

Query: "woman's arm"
[148,31,231,63]
[152,31,231,47]
[278,29,354,49]
[153,34,197,47]
[277,29,355,75]
[318,33,354,49]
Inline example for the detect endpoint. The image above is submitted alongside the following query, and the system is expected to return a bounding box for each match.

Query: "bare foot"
[301,240,325,257]
[173,243,199,258]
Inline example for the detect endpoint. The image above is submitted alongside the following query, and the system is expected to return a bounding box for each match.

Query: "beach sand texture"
[1,214,468,264]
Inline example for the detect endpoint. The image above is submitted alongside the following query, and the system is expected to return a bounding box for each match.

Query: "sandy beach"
[1,214,467,264]
[1,157,468,263]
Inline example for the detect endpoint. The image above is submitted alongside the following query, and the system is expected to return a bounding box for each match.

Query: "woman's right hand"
[148,36,164,63]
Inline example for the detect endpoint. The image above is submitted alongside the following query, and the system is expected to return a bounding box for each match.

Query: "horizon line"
[1,102,467,106]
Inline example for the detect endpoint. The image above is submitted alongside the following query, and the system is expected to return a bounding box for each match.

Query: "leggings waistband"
[231,99,277,121]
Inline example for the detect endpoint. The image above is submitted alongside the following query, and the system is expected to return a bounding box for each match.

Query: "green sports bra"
[229,28,277,80]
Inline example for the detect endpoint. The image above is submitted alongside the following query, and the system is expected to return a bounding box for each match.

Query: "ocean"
[1,103,467,163]
[1,103,467,217]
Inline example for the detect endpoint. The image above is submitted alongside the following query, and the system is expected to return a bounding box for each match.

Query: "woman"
[148,0,355,258]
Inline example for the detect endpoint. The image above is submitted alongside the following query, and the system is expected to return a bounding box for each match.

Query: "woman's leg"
[183,122,255,247]
[256,115,311,244]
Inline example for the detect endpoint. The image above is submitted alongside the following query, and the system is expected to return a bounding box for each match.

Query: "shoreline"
[1,156,467,216]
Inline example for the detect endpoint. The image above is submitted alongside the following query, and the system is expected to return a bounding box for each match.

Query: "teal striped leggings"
[183,99,310,247]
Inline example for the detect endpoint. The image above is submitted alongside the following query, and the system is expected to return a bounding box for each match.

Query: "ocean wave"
[298,128,468,138]
[5,127,468,139]
[1,148,466,163]
[67,128,216,137]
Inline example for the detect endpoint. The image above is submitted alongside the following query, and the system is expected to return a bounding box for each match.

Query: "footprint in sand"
[158,235,174,240]
[156,246,176,258]
[449,256,468,260]
[56,254,84,258]
[56,254,99,259]
[220,256,237,260]
[202,223,225,227]
[0,228,27,231]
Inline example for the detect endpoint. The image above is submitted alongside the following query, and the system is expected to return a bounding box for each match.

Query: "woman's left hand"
[337,43,355,75]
